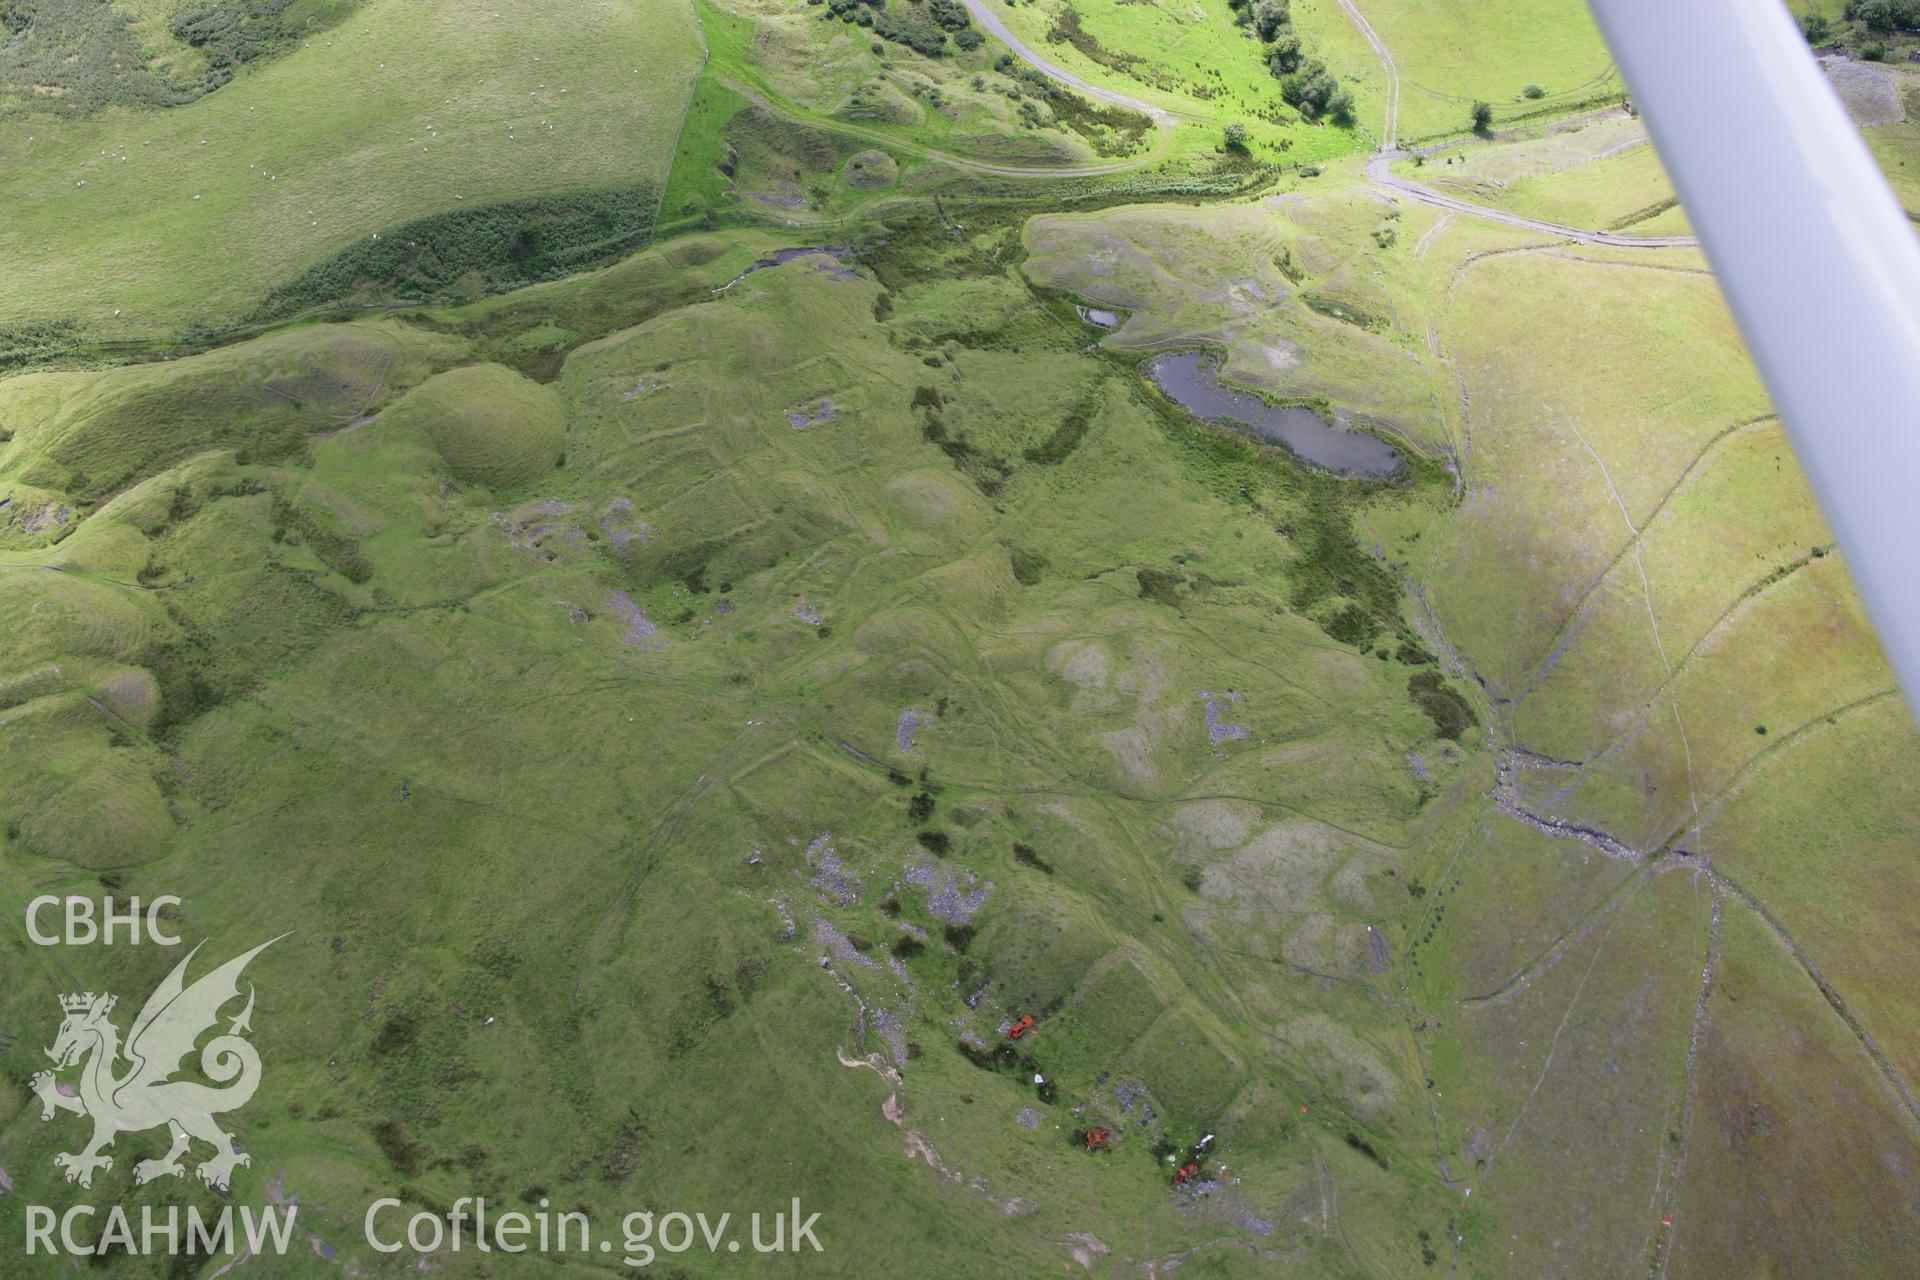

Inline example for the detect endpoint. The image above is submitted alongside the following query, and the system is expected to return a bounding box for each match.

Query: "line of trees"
[812,0,979,58]
[1845,0,1920,33]
[1226,0,1353,125]
[1797,2,1920,59]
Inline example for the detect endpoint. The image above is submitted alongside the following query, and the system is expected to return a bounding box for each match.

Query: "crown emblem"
[35,937,281,1192]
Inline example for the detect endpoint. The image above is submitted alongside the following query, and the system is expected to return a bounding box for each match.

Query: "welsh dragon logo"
[30,937,282,1191]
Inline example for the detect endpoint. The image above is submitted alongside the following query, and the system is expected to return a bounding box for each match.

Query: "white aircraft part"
[1589,0,1920,722]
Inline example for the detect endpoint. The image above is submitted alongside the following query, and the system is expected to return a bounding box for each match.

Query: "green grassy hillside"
[0,0,372,115]
[2,2,1918,1276]
[0,226,1482,1275]
[0,0,703,343]
[1306,0,1621,143]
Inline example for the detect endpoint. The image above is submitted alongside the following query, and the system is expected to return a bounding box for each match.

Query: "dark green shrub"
[251,184,658,320]
[1012,842,1055,874]
[1267,36,1304,77]
[1325,604,1379,649]
[1280,61,1354,123]
[1009,547,1048,586]
[1137,567,1186,606]
[1408,672,1475,740]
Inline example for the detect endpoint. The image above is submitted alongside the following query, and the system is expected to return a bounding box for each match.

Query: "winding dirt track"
[959,0,1699,247]
[1332,0,1699,247]
[956,0,1171,121]
[1336,0,1398,150]
[1364,152,1699,247]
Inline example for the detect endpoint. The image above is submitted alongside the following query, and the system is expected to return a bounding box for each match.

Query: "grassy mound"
[378,362,563,489]
[842,149,900,190]
[0,320,467,517]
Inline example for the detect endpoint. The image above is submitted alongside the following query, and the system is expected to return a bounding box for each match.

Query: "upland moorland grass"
[0,0,703,337]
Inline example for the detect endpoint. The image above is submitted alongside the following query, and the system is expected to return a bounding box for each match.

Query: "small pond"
[1147,352,1403,478]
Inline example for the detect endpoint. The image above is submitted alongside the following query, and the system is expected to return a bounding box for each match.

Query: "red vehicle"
[1084,1127,1110,1151]
[1005,1014,1035,1040]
